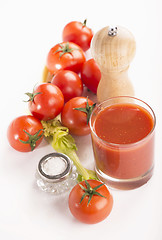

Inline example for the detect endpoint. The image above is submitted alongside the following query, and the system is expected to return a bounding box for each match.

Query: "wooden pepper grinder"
[91,26,136,103]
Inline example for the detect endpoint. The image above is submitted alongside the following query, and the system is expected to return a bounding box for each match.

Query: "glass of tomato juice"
[90,96,156,190]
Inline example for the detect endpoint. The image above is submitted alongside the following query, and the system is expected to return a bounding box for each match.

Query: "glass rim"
[89,96,156,148]
[37,152,72,182]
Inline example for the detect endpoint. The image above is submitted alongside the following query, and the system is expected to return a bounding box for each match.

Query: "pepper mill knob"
[108,26,118,36]
[91,25,136,103]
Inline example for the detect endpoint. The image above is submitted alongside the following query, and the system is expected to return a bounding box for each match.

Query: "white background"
[0,0,162,239]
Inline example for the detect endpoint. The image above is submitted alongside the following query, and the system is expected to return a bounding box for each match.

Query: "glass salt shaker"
[35,152,78,194]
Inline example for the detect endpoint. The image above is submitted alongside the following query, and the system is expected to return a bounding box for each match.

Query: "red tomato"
[27,83,64,121]
[46,42,86,75]
[61,97,95,136]
[69,180,113,224]
[51,70,83,102]
[62,19,93,51]
[7,115,43,152]
[81,59,101,94]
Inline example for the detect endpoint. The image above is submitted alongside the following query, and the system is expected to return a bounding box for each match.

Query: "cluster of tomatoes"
[7,19,101,152]
[43,20,102,135]
[7,19,113,224]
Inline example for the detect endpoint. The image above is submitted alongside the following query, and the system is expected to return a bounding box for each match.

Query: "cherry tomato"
[27,83,64,121]
[51,70,83,102]
[81,59,101,94]
[61,97,95,136]
[62,19,93,51]
[46,42,86,75]
[69,180,113,224]
[7,115,43,152]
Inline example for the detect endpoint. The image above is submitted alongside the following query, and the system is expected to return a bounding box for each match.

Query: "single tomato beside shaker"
[68,180,113,224]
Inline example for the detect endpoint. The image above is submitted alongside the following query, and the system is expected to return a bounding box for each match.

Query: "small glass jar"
[35,152,78,194]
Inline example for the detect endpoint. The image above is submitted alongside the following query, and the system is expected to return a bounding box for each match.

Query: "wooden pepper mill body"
[91,26,136,103]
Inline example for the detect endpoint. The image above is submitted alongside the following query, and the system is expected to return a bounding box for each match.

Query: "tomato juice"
[90,97,156,189]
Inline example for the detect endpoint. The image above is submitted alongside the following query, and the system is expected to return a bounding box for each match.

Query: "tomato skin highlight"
[46,42,86,75]
[28,83,64,121]
[62,21,93,51]
[7,115,43,152]
[68,180,113,224]
[81,59,101,94]
[61,97,94,136]
[51,70,83,102]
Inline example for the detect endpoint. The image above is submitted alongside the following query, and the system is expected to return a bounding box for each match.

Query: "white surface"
[0,0,162,239]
